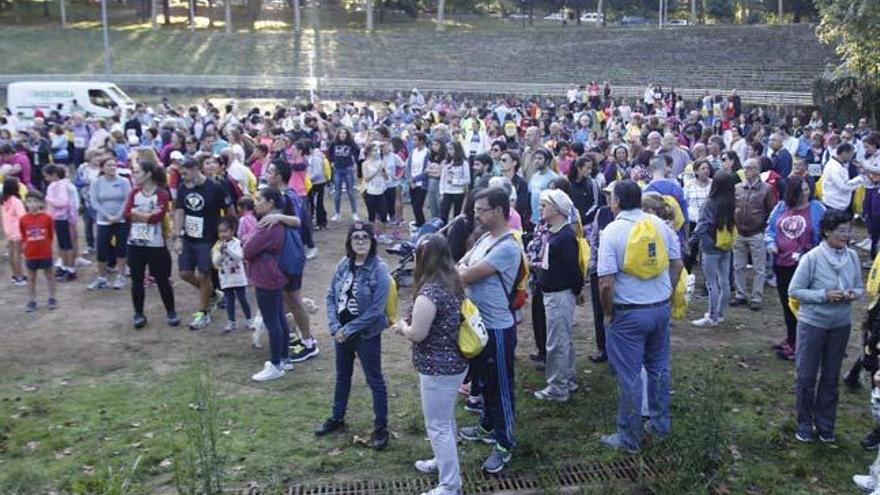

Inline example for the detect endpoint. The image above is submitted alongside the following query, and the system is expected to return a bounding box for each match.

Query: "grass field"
[0,208,877,494]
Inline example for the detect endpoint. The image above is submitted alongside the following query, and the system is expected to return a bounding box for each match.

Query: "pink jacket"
[46,179,75,221]
[2,196,26,240]
[237,212,257,245]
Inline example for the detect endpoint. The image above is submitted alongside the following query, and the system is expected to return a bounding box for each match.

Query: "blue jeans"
[427,177,441,221]
[333,166,357,216]
[476,326,517,450]
[332,333,388,430]
[607,303,671,450]
[796,321,851,437]
[224,286,252,323]
[702,252,731,321]
[255,288,290,366]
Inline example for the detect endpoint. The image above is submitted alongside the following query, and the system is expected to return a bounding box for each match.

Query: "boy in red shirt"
[19,190,57,312]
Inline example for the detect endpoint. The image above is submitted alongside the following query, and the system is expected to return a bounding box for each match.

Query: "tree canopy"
[816,0,880,80]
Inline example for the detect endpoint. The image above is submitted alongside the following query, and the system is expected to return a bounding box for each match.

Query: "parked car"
[667,18,688,25]
[620,15,650,25]
[543,12,566,22]
[580,12,604,23]
[508,13,530,20]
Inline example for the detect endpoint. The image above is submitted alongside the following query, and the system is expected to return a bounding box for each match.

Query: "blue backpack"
[278,227,306,277]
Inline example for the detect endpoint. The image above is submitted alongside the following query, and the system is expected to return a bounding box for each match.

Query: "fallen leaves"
[24,441,40,451]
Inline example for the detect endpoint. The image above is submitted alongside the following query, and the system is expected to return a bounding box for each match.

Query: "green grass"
[1,334,875,494]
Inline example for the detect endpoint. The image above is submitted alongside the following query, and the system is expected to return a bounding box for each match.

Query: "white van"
[7,81,136,120]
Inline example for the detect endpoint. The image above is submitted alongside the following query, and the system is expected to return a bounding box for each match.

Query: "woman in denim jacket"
[316,222,391,450]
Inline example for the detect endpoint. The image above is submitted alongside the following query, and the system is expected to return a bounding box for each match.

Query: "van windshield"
[107,86,134,105]
[88,89,115,109]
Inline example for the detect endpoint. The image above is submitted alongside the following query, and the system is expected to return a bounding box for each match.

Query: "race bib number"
[184,215,204,239]
[129,223,153,242]
[808,163,822,177]
[73,137,86,148]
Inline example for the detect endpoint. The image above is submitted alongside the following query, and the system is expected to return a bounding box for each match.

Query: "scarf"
[817,240,853,290]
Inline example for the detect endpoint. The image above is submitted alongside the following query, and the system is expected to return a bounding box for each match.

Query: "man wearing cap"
[597,180,683,453]
[533,189,583,403]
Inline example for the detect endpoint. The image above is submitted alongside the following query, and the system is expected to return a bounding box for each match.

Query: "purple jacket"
[864,187,880,230]
[243,223,287,290]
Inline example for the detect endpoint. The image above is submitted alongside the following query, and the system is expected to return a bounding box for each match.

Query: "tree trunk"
[597,0,604,26]
[436,0,445,31]
[690,0,696,24]
[59,0,67,27]
[778,0,783,23]
[42,0,49,18]
[225,0,231,32]
[163,0,170,25]
[293,0,300,31]
[189,0,196,31]
[151,0,158,29]
[365,0,373,31]
[208,0,215,27]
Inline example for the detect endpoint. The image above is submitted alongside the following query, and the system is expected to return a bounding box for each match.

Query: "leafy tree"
[815,0,880,124]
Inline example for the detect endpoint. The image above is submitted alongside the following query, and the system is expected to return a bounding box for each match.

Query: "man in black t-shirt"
[174,159,226,330]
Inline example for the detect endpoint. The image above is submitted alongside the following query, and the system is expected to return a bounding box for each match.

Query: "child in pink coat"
[2,177,26,284]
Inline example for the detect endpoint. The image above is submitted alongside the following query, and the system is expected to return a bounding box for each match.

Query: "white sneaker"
[853,474,875,491]
[419,486,460,495]
[246,318,256,330]
[414,457,439,474]
[75,256,93,267]
[281,359,294,371]
[251,361,285,382]
[224,321,237,332]
[352,213,361,222]
[306,247,318,260]
[112,275,125,290]
[87,277,109,291]
[377,234,393,245]
[331,213,341,222]
[691,316,718,328]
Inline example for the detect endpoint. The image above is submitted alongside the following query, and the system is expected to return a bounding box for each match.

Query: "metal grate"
[269,457,663,495]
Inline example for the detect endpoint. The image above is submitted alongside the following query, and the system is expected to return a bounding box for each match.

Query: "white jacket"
[440,160,470,195]
[820,157,864,211]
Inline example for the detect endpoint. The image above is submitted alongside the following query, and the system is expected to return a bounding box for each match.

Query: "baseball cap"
[170,150,185,162]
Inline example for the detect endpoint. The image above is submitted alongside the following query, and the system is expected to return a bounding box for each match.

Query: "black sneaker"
[314,418,346,437]
[167,312,181,327]
[289,340,320,362]
[528,353,545,364]
[133,314,147,329]
[589,352,608,363]
[464,398,484,413]
[729,298,747,307]
[862,427,880,450]
[371,427,389,451]
[844,374,863,391]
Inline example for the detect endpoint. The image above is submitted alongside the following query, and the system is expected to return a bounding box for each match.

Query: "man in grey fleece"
[789,209,864,444]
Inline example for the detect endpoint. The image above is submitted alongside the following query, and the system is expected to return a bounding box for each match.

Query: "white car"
[543,12,566,22]
[580,12,604,23]
[667,18,688,25]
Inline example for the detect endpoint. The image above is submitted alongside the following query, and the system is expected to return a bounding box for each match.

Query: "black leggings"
[364,192,387,223]
[531,287,546,360]
[384,187,398,223]
[440,193,465,225]
[410,186,427,227]
[684,221,700,273]
[589,271,606,353]
[309,182,327,228]
[128,245,175,315]
[774,264,798,346]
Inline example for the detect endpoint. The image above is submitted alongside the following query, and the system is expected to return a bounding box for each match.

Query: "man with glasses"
[457,187,522,474]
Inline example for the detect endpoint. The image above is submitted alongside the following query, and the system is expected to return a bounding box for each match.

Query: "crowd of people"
[4,84,880,494]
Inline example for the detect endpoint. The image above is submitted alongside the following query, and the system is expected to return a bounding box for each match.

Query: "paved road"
[0,74,813,106]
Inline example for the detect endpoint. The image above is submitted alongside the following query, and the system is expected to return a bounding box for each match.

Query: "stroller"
[386,218,444,287]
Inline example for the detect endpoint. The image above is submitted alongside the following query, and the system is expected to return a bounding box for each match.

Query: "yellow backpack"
[671,268,689,319]
[715,225,737,251]
[622,218,669,279]
[385,276,398,327]
[814,176,824,200]
[323,156,333,181]
[458,298,488,359]
[577,236,591,279]
[866,252,880,306]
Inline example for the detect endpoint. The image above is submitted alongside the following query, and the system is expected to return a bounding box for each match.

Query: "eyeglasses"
[351,234,371,242]
[473,206,496,215]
